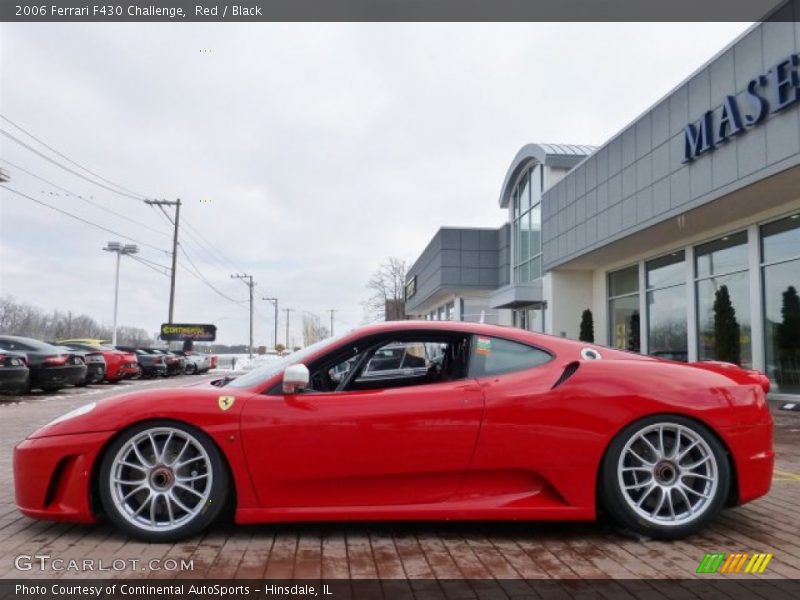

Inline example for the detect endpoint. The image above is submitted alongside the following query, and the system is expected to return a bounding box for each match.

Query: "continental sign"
[160,323,217,342]
[696,552,773,574]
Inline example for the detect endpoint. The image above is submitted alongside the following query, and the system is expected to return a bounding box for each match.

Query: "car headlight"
[46,402,97,427]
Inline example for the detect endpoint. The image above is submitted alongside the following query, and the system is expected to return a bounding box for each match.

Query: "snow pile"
[233,354,282,372]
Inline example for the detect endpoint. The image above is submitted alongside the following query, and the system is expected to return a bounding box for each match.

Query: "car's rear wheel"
[98,421,228,542]
[185,363,197,375]
[601,415,729,539]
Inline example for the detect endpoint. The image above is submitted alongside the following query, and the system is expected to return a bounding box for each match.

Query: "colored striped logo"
[697,552,773,574]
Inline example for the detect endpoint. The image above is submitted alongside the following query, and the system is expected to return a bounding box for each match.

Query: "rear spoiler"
[689,361,770,394]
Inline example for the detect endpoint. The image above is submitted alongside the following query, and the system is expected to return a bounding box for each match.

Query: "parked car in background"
[0,335,86,392]
[58,341,140,382]
[176,351,211,374]
[115,346,167,378]
[53,346,105,386]
[144,349,185,376]
[0,350,30,394]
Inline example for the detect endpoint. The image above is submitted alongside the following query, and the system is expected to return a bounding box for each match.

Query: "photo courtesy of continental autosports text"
[14,583,331,597]
[2,1,800,599]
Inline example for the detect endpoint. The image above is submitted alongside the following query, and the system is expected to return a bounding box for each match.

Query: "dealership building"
[405,15,800,397]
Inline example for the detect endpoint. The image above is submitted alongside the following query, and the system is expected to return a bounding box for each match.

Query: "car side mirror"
[283,364,310,394]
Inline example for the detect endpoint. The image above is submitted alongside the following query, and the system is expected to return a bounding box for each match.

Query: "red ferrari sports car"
[14,321,773,542]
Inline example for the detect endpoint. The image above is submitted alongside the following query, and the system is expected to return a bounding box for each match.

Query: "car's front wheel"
[98,421,228,542]
[601,415,730,539]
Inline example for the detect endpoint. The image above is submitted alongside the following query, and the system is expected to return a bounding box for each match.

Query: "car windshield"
[224,331,350,389]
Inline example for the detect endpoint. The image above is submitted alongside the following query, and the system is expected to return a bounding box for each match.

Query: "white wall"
[546,270,594,339]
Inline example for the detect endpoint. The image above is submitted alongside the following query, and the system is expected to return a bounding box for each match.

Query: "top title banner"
[2,0,797,22]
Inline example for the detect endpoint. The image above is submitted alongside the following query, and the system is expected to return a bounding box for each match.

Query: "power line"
[134,254,172,271]
[0,159,170,239]
[1,129,146,202]
[129,254,170,277]
[178,244,244,305]
[1,185,169,254]
[179,220,238,274]
[182,217,243,273]
[0,115,150,200]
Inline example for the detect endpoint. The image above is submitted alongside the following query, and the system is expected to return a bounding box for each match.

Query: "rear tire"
[601,415,730,540]
[98,420,229,542]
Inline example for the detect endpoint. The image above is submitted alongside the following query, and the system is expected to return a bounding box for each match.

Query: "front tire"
[601,415,730,540]
[98,421,229,542]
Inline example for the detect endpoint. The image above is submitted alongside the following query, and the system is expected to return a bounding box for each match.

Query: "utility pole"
[284,308,294,349]
[263,297,278,350]
[144,198,181,323]
[231,273,255,358]
[327,309,336,337]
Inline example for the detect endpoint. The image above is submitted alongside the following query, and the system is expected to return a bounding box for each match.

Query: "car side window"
[0,340,31,352]
[469,336,552,378]
[305,336,471,394]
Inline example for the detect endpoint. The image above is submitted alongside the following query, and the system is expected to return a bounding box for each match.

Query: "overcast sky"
[0,22,752,346]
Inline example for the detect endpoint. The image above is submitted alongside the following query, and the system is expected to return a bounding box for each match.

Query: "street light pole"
[103,242,139,346]
[263,297,278,350]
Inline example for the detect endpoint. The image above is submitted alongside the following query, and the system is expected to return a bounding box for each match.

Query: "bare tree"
[0,295,152,345]
[363,257,408,322]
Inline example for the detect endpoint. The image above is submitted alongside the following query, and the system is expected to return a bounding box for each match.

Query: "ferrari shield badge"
[218,395,235,411]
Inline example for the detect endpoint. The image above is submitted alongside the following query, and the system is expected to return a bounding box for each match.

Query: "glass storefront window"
[697,272,751,367]
[647,251,686,289]
[762,213,800,263]
[609,265,638,298]
[647,253,687,361]
[610,296,641,352]
[445,301,455,321]
[696,232,748,279]
[695,232,751,367]
[648,285,688,361]
[762,214,800,395]
[608,265,640,352]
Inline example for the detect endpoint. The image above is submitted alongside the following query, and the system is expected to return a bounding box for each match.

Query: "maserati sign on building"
[683,52,800,162]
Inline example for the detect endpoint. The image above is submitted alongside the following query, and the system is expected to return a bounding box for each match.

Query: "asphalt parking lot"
[1,380,799,581]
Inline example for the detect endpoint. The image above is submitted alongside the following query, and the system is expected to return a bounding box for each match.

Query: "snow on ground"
[218,353,283,372]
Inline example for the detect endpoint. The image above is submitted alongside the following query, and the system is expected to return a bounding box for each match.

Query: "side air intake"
[551,361,580,389]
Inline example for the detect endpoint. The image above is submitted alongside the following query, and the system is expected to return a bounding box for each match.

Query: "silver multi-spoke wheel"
[108,427,213,533]
[617,422,718,527]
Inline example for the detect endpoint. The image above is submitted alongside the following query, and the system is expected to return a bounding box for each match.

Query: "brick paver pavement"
[1,378,799,580]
